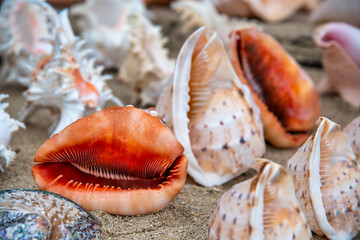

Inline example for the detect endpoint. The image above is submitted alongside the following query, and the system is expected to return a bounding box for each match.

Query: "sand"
[1,6,359,240]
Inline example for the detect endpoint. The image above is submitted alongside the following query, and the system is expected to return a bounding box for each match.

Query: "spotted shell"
[287,117,360,239]
[32,106,188,215]
[228,27,321,148]
[209,159,312,239]
[0,94,25,173]
[171,0,261,47]
[70,0,173,106]
[344,116,360,163]
[20,10,122,136]
[0,189,101,239]
[0,0,59,86]
[314,22,360,108]
[156,27,265,187]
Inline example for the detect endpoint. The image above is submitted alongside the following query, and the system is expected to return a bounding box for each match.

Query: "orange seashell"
[228,27,321,148]
[32,106,188,215]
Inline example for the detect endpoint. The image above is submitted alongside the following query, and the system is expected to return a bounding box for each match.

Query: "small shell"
[0,94,25,173]
[210,0,319,22]
[287,117,360,239]
[70,0,173,106]
[20,10,123,136]
[310,0,360,27]
[0,189,101,239]
[32,106,188,215]
[228,27,321,148]
[0,0,59,86]
[314,22,360,108]
[171,0,261,47]
[156,27,265,187]
[209,159,312,239]
[343,116,360,163]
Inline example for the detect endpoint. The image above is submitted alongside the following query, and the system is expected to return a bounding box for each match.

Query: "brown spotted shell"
[156,27,265,187]
[344,116,360,163]
[208,159,312,239]
[287,117,360,239]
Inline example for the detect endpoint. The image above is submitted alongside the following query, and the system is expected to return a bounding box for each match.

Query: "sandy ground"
[1,6,360,240]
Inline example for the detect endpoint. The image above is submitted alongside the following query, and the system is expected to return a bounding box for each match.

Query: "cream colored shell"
[287,117,360,240]
[156,27,265,187]
[0,94,25,172]
[209,159,312,239]
[20,10,122,136]
[344,116,360,163]
[0,0,59,86]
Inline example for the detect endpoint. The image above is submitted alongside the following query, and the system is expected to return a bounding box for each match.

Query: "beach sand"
[1,6,359,239]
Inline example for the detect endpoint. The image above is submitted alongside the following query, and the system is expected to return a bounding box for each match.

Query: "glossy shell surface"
[32,106,188,215]
[209,159,312,239]
[344,116,360,163]
[287,117,360,239]
[0,189,101,239]
[156,27,265,187]
[228,27,321,148]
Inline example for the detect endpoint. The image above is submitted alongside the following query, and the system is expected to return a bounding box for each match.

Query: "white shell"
[171,0,261,47]
[0,94,25,172]
[70,0,173,106]
[287,117,360,240]
[0,0,59,86]
[209,159,312,239]
[20,10,123,136]
[344,116,360,163]
[156,27,265,187]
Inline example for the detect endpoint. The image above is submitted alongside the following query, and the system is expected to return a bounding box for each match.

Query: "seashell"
[0,189,101,239]
[314,22,360,108]
[171,0,261,47]
[310,0,360,27]
[228,27,321,148]
[20,10,123,136]
[209,159,312,239]
[0,0,59,86]
[343,116,360,163]
[0,94,25,173]
[287,117,360,239]
[210,0,319,22]
[32,106,188,215]
[70,0,174,106]
[156,27,265,187]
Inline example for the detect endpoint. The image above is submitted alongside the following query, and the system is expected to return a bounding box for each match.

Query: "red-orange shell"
[229,27,321,148]
[32,106,187,215]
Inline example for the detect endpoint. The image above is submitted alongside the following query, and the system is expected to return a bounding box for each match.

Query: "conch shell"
[228,27,321,148]
[171,0,260,47]
[0,0,59,86]
[314,22,360,108]
[70,0,174,106]
[310,0,360,27]
[32,106,188,215]
[210,0,319,22]
[20,10,122,135]
[209,159,312,239]
[156,27,265,187]
[287,117,360,239]
[0,94,25,172]
[343,116,360,163]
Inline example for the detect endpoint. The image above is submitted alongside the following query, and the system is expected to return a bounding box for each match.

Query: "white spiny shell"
[209,159,312,239]
[0,0,59,86]
[20,10,123,136]
[70,0,173,106]
[287,117,360,240]
[0,94,25,172]
[344,116,360,163]
[156,27,265,187]
[171,0,261,46]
